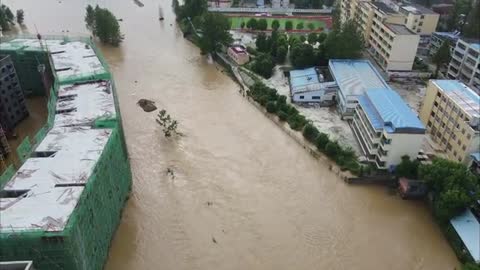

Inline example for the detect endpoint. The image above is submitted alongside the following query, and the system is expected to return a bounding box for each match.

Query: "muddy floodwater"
[3,0,460,269]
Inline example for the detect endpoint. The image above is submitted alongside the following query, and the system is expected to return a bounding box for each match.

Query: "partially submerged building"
[0,54,29,133]
[329,59,390,117]
[419,80,479,163]
[352,88,425,169]
[288,67,337,104]
[0,37,131,270]
[227,44,250,65]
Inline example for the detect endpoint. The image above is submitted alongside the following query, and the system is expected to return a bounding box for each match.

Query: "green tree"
[299,35,306,43]
[462,1,480,38]
[312,0,324,9]
[178,0,207,20]
[307,33,317,44]
[296,22,304,30]
[16,9,24,25]
[303,124,320,143]
[395,155,420,179]
[156,109,180,137]
[240,21,245,29]
[432,41,451,78]
[325,141,341,158]
[89,6,124,46]
[307,22,315,31]
[271,19,280,30]
[290,43,315,68]
[446,0,472,31]
[324,20,363,59]
[246,18,257,30]
[276,45,288,63]
[285,20,293,31]
[0,4,15,31]
[294,0,310,8]
[198,12,232,54]
[255,32,270,53]
[252,53,275,78]
[257,19,268,30]
[266,101,277,113]
[317,32,327,43]
[315,133,329,151]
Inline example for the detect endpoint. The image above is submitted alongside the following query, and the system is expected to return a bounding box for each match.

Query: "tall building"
[419,80,480,163]
[352,88,425,169]
[0,54,28,132]
[447,38,480,91]
[341,0,439,71]
[428,32,459,56]
[272,0,289,8]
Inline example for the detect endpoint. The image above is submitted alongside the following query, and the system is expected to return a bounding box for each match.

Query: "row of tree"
[0,5,25,31]
[440,0,480,39]
[242,18,321,31]
[85,5,123,46]
[250,31,288,78]
[248,81,360,174]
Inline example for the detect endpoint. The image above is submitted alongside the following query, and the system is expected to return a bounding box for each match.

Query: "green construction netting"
[0,125,132,270]
[0,165,15,189]
[16,136,31,163]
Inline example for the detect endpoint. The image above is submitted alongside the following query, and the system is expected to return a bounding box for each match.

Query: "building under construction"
[0,36,132,270]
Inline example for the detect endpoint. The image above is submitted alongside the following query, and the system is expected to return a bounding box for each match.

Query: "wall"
[387,34,419,71]
[419,81,437,125]
[292,89,335,103]
[384,132,424,167]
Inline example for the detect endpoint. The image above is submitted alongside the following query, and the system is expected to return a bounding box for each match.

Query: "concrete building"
[0,123,10,160]
[272,0,289,8]
[428,32,460,56]
[0,55,28,133]
[447,38,480,91]
[419,80,480,163]
[289,67,337,104]
[352,88,425,169]
[227,45,250,65]
[329,59,391,117]
[342,0,439,71]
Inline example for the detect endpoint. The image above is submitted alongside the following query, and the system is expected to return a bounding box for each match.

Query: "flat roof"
[371,2,396,14]
[450,209,480,263]
[55,81,116,127]
[359,89,425,133]
[401,4,436,15]
[329,60,390,98]
[432,80,480,118]
[0,39,107,82]
[1,127,111,232]
[385,23,416,35]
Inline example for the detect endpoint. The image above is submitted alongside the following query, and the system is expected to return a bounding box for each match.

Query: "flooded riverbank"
[3,0,459,269]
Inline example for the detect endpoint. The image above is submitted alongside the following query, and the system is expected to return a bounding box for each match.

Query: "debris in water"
[212,237,217,244]
[133,0,144,7]
[206,201,213,206]
[166,167,175,179]
[137,99,157,112]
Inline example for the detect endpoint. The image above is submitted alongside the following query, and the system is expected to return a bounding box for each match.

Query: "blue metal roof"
[433,80,480,118]
[450,209,480,263]
[329,60,390,98]
[470,43,480,51]
[471,153,480,162]
[359,89,425,133]
[289,68,321,93]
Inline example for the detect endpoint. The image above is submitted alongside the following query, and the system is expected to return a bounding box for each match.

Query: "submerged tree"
[198,12,232,54]
[156,110,179,137]
[16,9,24,25]
[85,5,124,46]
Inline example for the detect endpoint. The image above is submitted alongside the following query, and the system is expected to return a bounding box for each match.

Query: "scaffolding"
[0,35,132,270]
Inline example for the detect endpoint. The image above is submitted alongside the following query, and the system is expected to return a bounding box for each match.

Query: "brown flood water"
[4,0,459,269]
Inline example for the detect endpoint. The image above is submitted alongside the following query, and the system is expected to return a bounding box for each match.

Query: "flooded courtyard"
[3,0,460,269]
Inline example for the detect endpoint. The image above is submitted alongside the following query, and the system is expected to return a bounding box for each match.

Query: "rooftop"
[1,127,112,232]
[371,2,397,14]
[358,88,425,134]
[230,45,247,54]
[329,60,390,97]
[385,23,416,35]
[400,4,436,15]
[0,39,107,82]
[55,80,116,127]
[432,80,480,118]
[450,209,480,263]
[433,32,460,41]
[289,67,336,94]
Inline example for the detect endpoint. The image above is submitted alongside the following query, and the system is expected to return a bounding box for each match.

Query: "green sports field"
[229,17,326,31]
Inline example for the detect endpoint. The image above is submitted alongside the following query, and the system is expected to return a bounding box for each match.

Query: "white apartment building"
[272,0,289,8]
[447,38,480,91]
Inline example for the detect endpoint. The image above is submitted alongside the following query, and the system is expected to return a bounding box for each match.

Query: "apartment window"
[458,139,462,145]
[417,29,421,33]
[467,134,472,140]
[452,133,456,140]
[419,22,423,26]
[437,92,442,98]
[436,131,442,138]
[420,15,425,19]
[453,151,457,157]
[299,96,304,99]
[404,18,407,24]
[312,96,321,100]
[434,101,438,107]
[462,145,467,151]
[458,43,467,50]
[456,123,460,129]
[427,120,432,127]
[462,128,466,134]
[447,143,452,151]
[441,122,446,128]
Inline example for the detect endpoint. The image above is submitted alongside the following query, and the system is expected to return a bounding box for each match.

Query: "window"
[467,134,471,140]
[462,128,466,134]
[434,101,438,107]
[452,133,456,140]
[420,15,425,19]
[299,96,304,99]
[419,22,423,26]
[447,143,452,150]
[437,92,442,98]
[453,151,457,157]
[417,29,421,33]
[458,139,462,145]
[427,121,432,127]
[312,96,321,100]
[462,145,467,151]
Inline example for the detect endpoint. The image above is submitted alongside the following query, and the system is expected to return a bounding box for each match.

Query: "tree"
[462,1,480,38]
[324,20,363,59]
[87,5,124,46]
[290,43,315,68]
[240,21,245,29]
[156,109,179,137]
[177,0,207,20]
[198,12,232,54]
[303,124,319,143]
[432,41,451,78]
[276,45,287,63]
[257,19,268,31]
[307,22,315,31]
[296,22,304,30]
[255,32,270,53]
[0,4,15,31]
[285,20,293,31]
[266,101,277,113]
[419,158,480,221]
[312,0,324,9]
[315,132,329,150]
[308,33,317,44]
[271,19,280,30]
[299,35,306,43]
[317,32,327,43]
[252,53,275,78]
[395,155,419,179]
[16,9,24,25]
[446,0,472,31]
[325,141,341,158]
[246,18,257,30]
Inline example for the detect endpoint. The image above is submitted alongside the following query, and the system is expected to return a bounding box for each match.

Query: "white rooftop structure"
[55,81,116,127]
[0,127,111,232]
[450,209,480,263]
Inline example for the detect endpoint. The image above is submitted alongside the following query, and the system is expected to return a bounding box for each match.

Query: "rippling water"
[4,0,459,269]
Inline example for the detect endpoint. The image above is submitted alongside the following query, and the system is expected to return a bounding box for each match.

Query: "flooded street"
[4,0,459,269]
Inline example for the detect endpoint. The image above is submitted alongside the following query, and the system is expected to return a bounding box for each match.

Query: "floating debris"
[137,99,157,112]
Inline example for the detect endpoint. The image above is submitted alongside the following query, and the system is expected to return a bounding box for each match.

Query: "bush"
[252,53,275,78]
[258,18,268,30]
[315,132,329,151]
[325,141,341,158]
[277,95,287,105]
[307,22,315,31]
[299,35,306,43]
[277,110,289,121]
[288,114,307,131]
[271,19,280,30]
[285,20,293,30]
[247,18,257,30]
[303,123,319,143]
[266,101,277,113]
[296,22,304,30]
[246,46,257,55]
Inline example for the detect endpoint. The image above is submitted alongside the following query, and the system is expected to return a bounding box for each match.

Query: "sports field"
[229,16,328,31]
